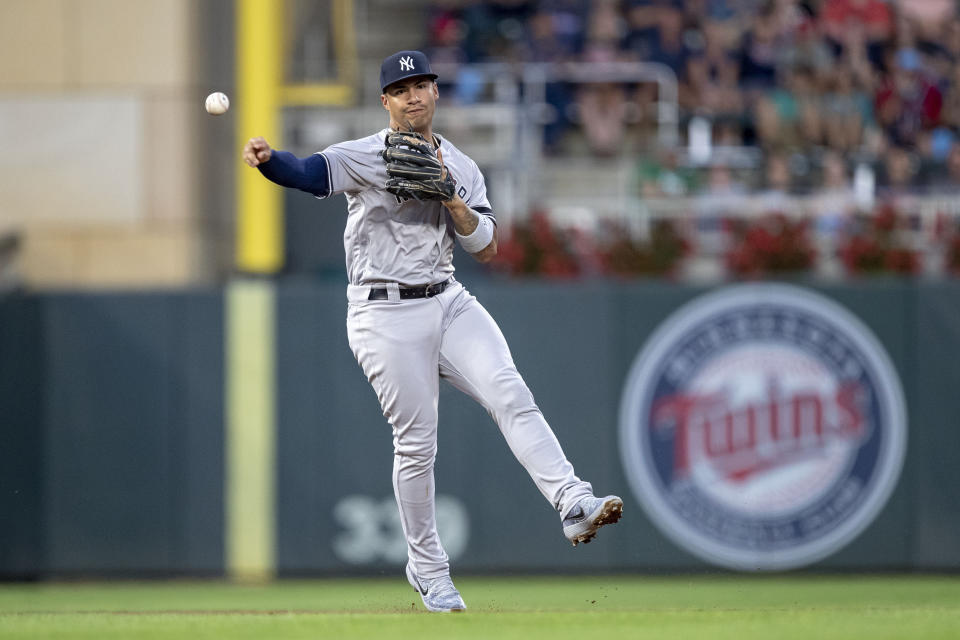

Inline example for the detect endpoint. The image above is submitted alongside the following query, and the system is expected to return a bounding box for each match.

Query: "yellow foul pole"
[228,0,282,582]
[236,0,283,273]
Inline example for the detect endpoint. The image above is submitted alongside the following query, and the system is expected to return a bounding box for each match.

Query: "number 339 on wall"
[332,495,470,564]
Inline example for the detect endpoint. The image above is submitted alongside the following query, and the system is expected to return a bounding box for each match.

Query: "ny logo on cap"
[399,56,415,71]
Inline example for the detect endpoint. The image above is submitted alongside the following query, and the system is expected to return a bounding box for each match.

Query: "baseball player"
[242,50,622,613]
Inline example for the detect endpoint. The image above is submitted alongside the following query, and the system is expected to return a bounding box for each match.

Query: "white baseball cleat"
[405,563,467,612]
[562,494,623,546]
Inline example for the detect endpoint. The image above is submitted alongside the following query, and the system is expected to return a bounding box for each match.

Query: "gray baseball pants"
[346,280,593,578]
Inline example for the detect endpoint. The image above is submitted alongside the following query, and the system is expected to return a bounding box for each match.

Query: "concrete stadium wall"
[0,0,234,288]
[2,280,960,577]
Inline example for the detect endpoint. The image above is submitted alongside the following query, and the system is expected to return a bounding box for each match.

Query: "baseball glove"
[383,130,456,202]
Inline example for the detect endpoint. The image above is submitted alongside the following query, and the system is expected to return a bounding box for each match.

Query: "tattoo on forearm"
[460,210,479,235]
[449,202,479,236]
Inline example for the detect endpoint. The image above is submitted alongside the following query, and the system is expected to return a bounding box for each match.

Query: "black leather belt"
[368,278,452,301]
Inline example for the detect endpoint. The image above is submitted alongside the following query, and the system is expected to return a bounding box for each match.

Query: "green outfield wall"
[2,280,959,577]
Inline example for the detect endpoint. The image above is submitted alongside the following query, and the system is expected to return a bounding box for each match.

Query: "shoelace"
[426,577,460,598]
[565,506,585,521]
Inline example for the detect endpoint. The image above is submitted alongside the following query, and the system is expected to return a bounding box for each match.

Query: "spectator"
[755,151,795,210]
[425,11,468,68]
[680,21,742,118]
[424,10,483,104]
[875,48,943,148]
[701,18,738,68]
[738,5,783,93]
[678,0,709,57]
[781,14,834,78]
[460,0,536,62]
[575,0,630,155]
[898,0,955,42]
[794,66,827,148]
[537,0,590,54]
[925,141,960,192]
[684,56,744,118]
[936,17,960,69]
[823,18,875,88]
[699,0,751,49]
[822,63,873,152]
[921,44,953,95]
[753,92,785,149]
[938,64,960,132]
[809,150,857,232]
[713,117,745,145]
[759,65,825,150]
[890,10,921,63]
[696,161,748,218]
[700,0,745,24]
[646,5,690,74]
[525,6,583,152]
[821,0,893,50]
[877,144,918,196]
[624,0,675,60]
[916,127,955,173]
[637,146,700,197]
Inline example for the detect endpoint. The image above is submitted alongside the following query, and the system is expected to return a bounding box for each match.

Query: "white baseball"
[205,91,230,115]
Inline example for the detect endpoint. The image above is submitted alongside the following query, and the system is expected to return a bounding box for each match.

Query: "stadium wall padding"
[1,292,224,578]
[0,294,44,578]
[2,280,959,577]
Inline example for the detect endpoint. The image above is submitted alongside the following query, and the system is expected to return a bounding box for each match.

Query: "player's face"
[381,77,438,132]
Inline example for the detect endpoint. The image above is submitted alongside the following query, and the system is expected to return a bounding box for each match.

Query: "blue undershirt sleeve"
[257,150,330,197]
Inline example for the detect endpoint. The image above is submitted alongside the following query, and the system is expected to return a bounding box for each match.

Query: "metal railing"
[428,61,680,190]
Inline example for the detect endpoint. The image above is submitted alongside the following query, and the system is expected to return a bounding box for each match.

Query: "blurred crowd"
[422,0,960,200]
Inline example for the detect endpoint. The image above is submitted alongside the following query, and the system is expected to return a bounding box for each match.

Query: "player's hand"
[436,150,458,205]
[243,137,273,167]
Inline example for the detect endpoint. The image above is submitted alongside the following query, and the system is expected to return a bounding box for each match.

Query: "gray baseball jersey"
[318,128,493,286]
[311,127,593,581]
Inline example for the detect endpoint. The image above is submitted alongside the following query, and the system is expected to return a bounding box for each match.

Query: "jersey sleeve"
[319,138,382,197]
[465,158,495,223]
[256,151,329,197]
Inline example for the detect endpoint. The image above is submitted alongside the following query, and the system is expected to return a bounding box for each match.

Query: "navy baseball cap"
[380,50,438,93]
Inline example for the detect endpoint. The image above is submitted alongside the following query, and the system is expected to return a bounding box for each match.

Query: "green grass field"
[1,575,958,639]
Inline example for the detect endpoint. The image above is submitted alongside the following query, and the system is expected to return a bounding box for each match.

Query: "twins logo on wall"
[619,284,907,570]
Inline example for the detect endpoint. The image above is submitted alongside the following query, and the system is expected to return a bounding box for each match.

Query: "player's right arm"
[242,137,330,198]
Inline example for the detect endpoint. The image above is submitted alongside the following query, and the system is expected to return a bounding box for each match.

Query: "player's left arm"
[440,151,497,263]
[443,196,498,263]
